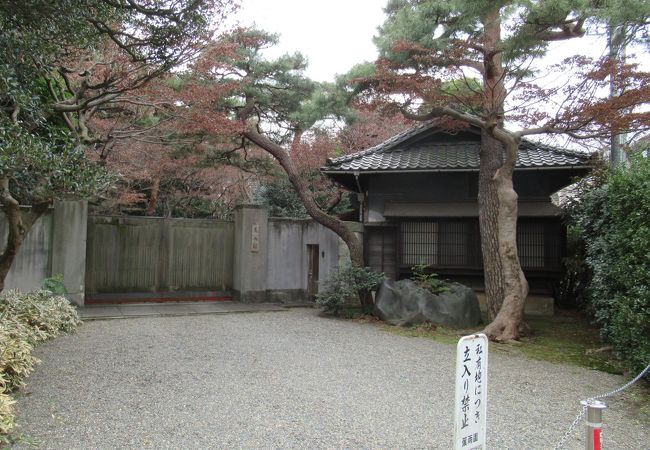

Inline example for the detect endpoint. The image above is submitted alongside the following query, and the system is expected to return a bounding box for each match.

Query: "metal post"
[581,400,607,450]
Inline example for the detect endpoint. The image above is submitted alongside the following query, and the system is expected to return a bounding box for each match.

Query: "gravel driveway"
[13,309,649,449]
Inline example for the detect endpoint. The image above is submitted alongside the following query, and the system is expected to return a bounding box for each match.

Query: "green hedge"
[0,289,81,442]
[572,155,650,374]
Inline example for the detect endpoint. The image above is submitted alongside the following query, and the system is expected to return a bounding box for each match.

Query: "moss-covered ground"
[349,308,649,422]
[353,309,622,372]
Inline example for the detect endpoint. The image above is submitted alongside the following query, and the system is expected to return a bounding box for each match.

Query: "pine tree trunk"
[478,130,505,320]
[243,129,368,303]
[479,7,529,340]
[482,139,529,341]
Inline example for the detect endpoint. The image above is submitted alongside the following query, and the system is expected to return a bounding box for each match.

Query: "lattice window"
[401,221,439,266]
[517,222,546,269]
[438,221,471,266]
[400,218,561,271]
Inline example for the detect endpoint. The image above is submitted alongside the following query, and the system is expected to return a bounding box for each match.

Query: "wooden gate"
[85,216,234,299]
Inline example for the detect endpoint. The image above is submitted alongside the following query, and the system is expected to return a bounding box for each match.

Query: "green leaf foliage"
[253,173,354,219]
[410,264,450,294]
[1,0,217,125]
[571,155,650,374]
[200,28,357,140]
[0,0,218,210]
[0,123,114,205]
[253,176,308,218]
[42,274,67,296]
[316,265,385,315]
[376,0,649,68]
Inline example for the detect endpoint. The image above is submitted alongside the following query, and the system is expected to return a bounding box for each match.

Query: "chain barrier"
[553,362,650,450]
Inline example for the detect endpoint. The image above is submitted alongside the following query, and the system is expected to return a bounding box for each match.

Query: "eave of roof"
[323,121,594,174]
[321,165,592,175]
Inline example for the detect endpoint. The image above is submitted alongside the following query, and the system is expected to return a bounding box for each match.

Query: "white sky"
[235,0,387,82]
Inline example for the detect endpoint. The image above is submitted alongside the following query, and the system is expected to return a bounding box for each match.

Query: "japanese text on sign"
[453,333,488,450]
[251,223,260,252]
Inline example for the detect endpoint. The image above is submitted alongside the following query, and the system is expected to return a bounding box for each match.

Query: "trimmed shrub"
[316,265,385,315]
[0,289,81,442]
[570,155,650,374]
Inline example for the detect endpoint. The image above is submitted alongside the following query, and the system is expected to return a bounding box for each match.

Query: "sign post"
[453,333,488,450]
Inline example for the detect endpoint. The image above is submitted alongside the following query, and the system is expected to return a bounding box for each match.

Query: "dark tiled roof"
[324,122,591,172]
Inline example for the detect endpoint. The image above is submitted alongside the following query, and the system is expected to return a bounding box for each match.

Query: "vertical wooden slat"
[85,216,235,293]
[517,221,546,269]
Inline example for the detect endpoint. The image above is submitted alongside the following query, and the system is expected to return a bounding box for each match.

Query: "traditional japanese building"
[322,121,592,295]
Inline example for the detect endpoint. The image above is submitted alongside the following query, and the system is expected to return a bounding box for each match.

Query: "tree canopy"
[0,0,236,289]
[373,0,649,141]
[168,27,415,295]
[1,0,235,143]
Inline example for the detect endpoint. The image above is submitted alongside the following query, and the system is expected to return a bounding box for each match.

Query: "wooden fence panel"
[85,216,234,294]
[168,221,233,291]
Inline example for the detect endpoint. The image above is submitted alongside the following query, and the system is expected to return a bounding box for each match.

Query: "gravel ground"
[13,309,649,449]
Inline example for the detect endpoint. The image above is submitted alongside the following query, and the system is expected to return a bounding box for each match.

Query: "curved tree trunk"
[482,138,528,341]
[479,7,528,340]
[243,128,367,293]
[478,130,505,321]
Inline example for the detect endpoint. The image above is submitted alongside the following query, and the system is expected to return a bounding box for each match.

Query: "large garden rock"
[374,279,482,328]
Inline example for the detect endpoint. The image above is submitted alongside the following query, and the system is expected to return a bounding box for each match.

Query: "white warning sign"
[453,333,488,450]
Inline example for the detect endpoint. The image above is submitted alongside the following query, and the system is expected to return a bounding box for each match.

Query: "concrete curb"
[78,302,289,321]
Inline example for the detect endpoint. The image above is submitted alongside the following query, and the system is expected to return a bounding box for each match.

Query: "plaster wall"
[52,200,88,305]
[2,202,356,305]
[233,205,268,302]
[1,210,52,292]
[266,218,340,303]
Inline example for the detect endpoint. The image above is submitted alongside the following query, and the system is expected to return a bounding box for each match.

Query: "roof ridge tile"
[327,121,435,165]
[324,123,593,173]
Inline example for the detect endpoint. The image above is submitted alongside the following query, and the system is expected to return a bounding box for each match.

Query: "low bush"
[0,392,15,437]
[0,319,38,391]
[42,274,67,296]
[316,265,385,315]
[410,264,450,294]
[0,290,81,341]
[0,289,81,443]
[569,155,650,374]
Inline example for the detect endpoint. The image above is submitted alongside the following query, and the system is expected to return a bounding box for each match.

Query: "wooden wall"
[85,216,234,294]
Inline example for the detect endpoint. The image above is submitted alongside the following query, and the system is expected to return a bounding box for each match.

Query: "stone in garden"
[374,279,482,328]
